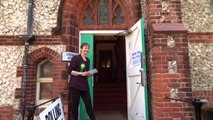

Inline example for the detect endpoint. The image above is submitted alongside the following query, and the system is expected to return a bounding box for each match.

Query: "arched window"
[82,0,124,26]
[36,60,53,107]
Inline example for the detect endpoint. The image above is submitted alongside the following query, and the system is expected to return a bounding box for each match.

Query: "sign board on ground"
[39,97,65,120]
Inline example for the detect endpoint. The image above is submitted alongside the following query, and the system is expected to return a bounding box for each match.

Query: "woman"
[68,42,96,120]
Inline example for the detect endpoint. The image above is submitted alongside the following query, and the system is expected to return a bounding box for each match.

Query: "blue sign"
[132,51,141,67]
[61,52,78,61]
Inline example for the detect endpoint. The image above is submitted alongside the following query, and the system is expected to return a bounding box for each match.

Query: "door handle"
[138,69,147,87]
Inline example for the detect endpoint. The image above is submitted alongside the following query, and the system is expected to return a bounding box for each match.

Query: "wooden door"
[125,19,149,120]
[80,34,94,120]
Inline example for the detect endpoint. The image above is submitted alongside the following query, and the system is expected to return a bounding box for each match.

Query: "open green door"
[80,34,94,120]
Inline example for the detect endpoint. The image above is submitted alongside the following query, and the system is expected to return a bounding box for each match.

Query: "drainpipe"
[19,0,34,119]
[27,0,34,36]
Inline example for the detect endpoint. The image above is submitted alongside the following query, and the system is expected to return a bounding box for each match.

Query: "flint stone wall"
[189,43,213,91]
[181,0,213,32]
[0,0,212,35]
[0,0,60,35]
[182,0,213,91]
[0,45,65,110]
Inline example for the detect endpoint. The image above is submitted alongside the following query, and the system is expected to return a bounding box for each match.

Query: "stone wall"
[181,0,213,94]
[0,46,23,110]
[0,0,212,34]
[188,33,213,107]
[181,0,213,32]
[189,43,213,91]
[0,0,60,35]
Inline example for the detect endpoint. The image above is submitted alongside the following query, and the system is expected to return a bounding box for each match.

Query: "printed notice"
[39,97,65,120]
[88,69,98,75]
[132,51,142,67]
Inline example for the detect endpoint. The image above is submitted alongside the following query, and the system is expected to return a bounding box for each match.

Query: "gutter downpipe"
[20,0,34,119]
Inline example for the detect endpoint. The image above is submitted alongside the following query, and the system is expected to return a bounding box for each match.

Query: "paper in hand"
[88,69,98,75]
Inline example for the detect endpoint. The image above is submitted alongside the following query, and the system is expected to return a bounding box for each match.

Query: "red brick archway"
[15,47,69,118]
[62,0,141,30]
[27,47,65,100]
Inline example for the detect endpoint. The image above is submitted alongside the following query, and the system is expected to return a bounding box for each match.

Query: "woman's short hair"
[80,42,90,49]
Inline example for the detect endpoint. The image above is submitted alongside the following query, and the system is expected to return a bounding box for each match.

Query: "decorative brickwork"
[147,0,195,119]
[148,30,194,119]
[14,47,68,119]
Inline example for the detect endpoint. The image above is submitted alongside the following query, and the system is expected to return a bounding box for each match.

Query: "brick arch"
[114,0,140,27]
[28,47,60,64]
[62,0,141,29]
[60,0,80,52]
[18,47,61,105]
[60,0,142,52]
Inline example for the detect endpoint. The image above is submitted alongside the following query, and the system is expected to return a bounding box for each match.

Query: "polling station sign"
[39,97,65,120]
[61,52,78,61]
[132,51,142,67]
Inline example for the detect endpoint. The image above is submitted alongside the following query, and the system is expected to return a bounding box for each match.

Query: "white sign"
[61,52,78,61]
[39,97,65,120]
[132,51,142,67]
[88,68,98,75]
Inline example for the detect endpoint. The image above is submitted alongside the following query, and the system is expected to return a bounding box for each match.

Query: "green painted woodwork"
[80,34,94,120]
[140,18,149,120]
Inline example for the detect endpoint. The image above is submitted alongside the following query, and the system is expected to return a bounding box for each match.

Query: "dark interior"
[93,36,127,111]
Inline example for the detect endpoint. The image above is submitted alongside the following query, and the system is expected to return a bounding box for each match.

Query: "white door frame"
[79,30,124,36]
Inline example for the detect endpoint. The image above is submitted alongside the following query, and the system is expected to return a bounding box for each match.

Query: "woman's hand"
[81,71,92,77]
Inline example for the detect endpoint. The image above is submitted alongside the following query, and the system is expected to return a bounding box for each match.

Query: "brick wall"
[148,29,194,120]
[188,33,213,43]
[0,106,14,120]
[60,1,142,119]
[14,46,68,119]
[147,0,182,24]
[146,0,195,119]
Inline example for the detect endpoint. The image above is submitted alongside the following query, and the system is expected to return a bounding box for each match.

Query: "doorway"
[94,35,127,119]
[79,19,148,120]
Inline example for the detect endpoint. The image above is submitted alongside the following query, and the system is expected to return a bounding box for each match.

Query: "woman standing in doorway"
[68,43,96,120]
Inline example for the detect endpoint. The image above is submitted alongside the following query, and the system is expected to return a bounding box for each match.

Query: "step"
[94,82,127,110]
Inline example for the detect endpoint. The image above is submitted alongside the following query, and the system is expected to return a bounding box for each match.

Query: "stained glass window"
[83,7,95,25]
[98,0,110,25]
[82,0,125,26]
[113,5,124,25]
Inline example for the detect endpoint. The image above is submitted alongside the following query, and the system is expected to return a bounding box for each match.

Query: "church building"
[0,0,213,120]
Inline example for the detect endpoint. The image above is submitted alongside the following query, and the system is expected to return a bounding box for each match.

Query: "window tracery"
[113,5,124,24]
[83,7,95,25]
[98,0,110,25]
[82,0,124,26]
